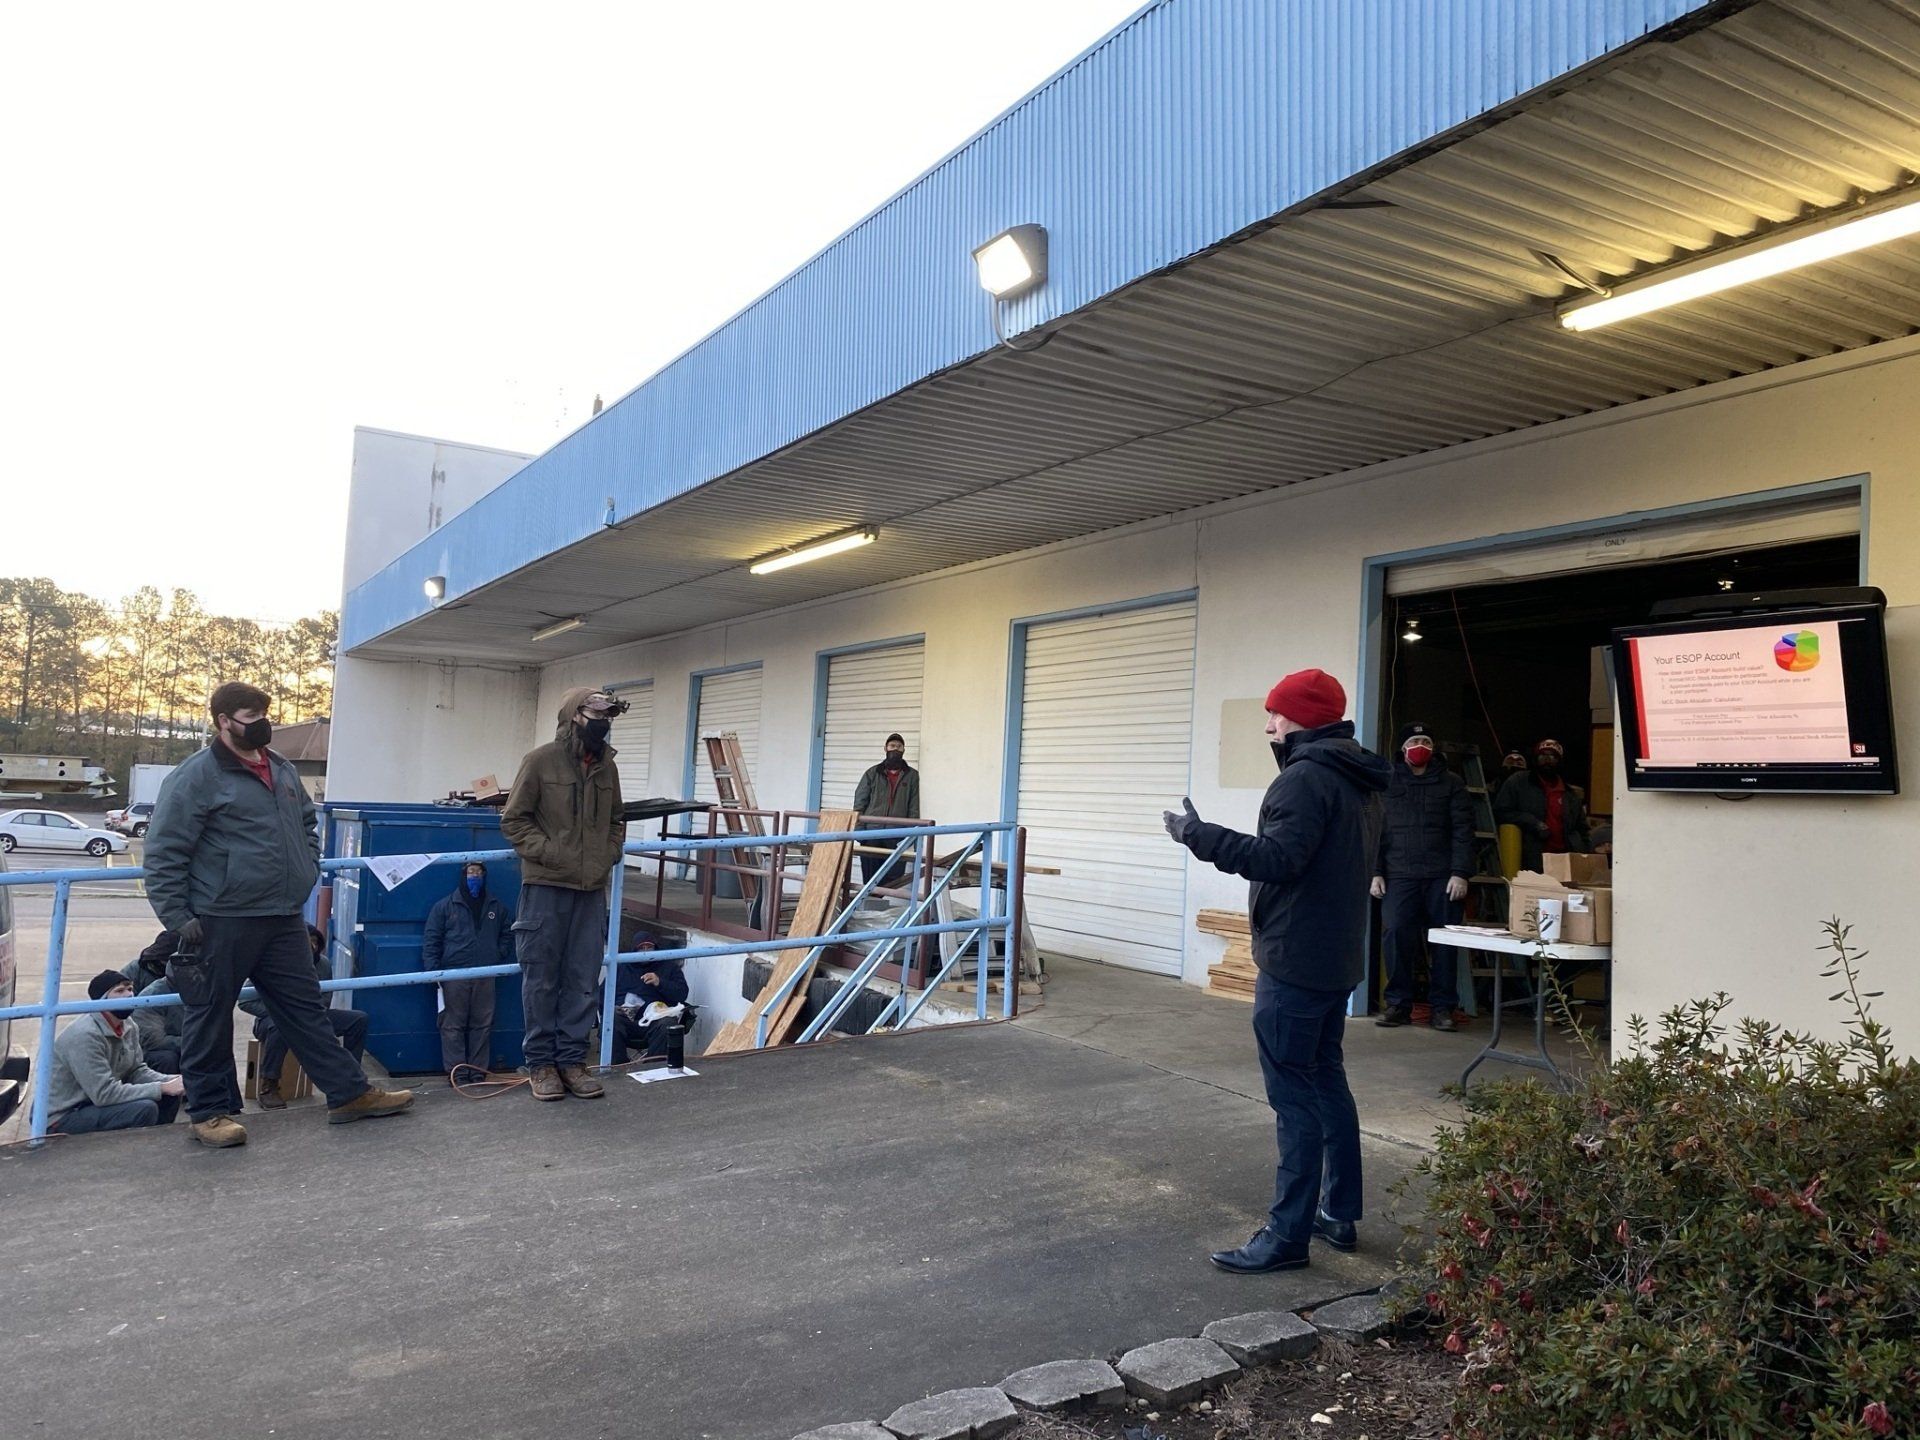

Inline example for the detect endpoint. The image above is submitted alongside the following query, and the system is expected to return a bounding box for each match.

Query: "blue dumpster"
[325,803,526,1075]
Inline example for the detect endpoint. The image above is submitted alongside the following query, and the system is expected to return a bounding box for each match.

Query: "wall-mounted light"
[1560,185,1920,332]
[1716,576,1738,592]
[1401,617,1424,643]
[972,224,1048,301]
[531,615,587,642]
[423,575,446,602]
[749,528,877,577]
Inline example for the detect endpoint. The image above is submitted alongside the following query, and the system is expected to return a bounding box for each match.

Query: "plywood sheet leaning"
[1196,908,1257,1003]
[706,809,860,1053]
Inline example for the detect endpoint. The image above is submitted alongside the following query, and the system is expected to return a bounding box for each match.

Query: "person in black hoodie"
[1371,723,1475,1032]
[1165,668,1390,1274]
[422,861,515,1075]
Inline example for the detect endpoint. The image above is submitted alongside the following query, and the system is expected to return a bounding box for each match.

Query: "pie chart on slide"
[1774,629,1821,672]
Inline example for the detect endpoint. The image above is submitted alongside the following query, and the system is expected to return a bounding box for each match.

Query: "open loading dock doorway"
[1374,499,1861,1024]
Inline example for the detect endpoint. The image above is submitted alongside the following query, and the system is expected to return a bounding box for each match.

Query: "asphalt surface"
[3,1022,1409,1440]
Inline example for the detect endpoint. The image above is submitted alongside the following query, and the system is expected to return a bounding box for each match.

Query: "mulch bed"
[1010,1337,1459,1440]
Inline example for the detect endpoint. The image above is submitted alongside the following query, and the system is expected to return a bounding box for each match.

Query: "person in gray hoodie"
[46,970,185,1134]
[144,680,414,1147]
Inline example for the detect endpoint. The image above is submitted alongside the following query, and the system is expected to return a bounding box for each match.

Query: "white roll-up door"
[692,667,762,804]
[822,642,925,810]
[1016,600,1196,975]
[606,685,652,797]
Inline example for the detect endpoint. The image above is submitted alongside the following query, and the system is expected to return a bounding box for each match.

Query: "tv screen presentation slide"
[1624,618,1869,769]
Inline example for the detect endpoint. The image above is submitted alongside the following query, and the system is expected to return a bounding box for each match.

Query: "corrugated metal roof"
[342,0,1720,654]
[354,0,1920,663]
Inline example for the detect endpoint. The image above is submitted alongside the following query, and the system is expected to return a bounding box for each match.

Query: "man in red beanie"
[1164,668,1390,1272]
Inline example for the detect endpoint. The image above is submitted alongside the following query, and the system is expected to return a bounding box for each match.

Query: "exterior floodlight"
[972,225,1047,300]
[531,615,587,642]
[750,528,877,577]
[423,575,446,601]
[1401,617,1423,643]
[1561,186,1920,332]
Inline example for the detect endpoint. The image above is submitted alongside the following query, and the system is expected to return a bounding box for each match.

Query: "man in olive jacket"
[501,687,625,1102]
[145,681,414,1147]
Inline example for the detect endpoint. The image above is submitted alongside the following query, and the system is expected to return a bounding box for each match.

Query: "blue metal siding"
[344,0,1715,653]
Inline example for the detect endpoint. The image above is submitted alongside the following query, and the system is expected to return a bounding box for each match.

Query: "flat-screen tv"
[1611,593,1899,795]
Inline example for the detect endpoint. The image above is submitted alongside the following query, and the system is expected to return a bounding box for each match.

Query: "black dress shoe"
[1312,1209,1358,1252]
[1210,1227,1311,1274]
[1375,1006,1412,1028]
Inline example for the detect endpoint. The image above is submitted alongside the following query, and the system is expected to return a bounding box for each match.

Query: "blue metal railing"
[0,821,1023,1147]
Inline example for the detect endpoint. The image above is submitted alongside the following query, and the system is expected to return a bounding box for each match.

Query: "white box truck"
[106,763,176,836]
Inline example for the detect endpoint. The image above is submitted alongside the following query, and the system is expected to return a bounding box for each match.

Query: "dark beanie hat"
[1398,722,1435,749]
[88,969,131,1001]
[1265,669,1347,729]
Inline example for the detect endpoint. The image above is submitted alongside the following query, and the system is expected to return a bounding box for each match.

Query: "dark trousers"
[516,884,607,1068]
[1252,971,1363,1245]
[1381,877,1462,1014]
[259,1009,368,1082]
[859,851,905,891]
[146,1045,181,1075]
[54,1094,182,1133]
[438,975,497,1072]
[177,914,371,1122]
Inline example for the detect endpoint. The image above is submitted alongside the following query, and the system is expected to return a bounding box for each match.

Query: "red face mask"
[1404,743,1435,766]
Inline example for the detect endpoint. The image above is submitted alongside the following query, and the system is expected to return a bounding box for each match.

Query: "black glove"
[1162,797,1201,847]
[177,917,205,949]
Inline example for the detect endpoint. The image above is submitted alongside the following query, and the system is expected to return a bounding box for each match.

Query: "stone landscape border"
[791,1284,1400,1440]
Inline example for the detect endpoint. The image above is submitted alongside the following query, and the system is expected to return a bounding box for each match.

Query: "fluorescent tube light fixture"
[531,615,586,642]
[749,528,877,576]
[972,224,1047,300]
[423,575,446,601]
[1561,186,1920,332]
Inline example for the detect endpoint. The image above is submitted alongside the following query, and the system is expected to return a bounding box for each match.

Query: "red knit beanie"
[1264,669,1346,728]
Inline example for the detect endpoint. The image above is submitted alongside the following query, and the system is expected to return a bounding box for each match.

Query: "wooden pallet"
[705,809,859,1053]
[1196,908,1257,1002]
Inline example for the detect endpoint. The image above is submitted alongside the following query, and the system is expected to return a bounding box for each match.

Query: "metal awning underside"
[359,0,1920,663]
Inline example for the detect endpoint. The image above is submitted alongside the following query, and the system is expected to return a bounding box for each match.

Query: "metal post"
[908,830,925,986]
[28,879,72,1145]
[976,828,994,1021]
[600,848,627,1069]
[1003,826,1024,1019]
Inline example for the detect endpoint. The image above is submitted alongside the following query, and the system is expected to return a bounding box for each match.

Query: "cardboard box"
[1509,870,1613,945]
[1543,852,1612,887]
[244,1038,314,1102]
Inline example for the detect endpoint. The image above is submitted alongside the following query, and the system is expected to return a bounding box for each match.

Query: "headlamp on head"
[582,691,631,719]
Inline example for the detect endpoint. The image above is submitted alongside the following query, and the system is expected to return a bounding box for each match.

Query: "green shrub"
[1408,921,1920,1439]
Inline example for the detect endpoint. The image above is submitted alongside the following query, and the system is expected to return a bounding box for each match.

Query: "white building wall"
[342,427,532,594]
[341,341,1920,1052]
[327,654,540,804]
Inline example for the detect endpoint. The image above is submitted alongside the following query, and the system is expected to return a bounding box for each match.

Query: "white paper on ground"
[364,853,435,891]
[630,1066,698,1085]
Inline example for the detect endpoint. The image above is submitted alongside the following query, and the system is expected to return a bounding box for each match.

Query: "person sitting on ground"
[244,925,369,1110]
[423,861,513,1076]
[45,970,186,1135]
[119,929,185,1074]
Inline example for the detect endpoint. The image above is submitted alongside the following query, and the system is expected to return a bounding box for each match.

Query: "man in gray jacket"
[145,681,414,1148]
[46,970,185,1134]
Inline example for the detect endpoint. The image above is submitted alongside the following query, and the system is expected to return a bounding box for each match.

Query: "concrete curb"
[789,1279,1413,1439]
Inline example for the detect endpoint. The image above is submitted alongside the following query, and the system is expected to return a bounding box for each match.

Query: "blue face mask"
[465,876,484,898]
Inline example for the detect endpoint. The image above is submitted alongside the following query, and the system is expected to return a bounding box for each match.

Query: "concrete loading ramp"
[4,1022,1405,1440]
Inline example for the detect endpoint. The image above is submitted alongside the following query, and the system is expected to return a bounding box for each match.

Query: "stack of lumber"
[706,809,859,1053]
[1196,908,1256,1002]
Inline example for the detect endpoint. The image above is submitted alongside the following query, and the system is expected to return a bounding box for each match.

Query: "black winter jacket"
[423,884,515,972]
[1185,721,1390,993]
[1376,758,1475,881]
[1493,771,1591,872]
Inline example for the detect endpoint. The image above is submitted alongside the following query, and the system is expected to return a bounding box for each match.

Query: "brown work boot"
[256,1080,287,1110]
[326,1086,415,1125]
[190,1115,248,1148]
[557,1064,604,1099]
[530,1065,566,1101]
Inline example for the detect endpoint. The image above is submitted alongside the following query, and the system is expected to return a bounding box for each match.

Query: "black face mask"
[1535,761,1560,779]
[228,717,272,750]
[882,751,905,769]
[108,1003,135,1020]
[580,717,611,747]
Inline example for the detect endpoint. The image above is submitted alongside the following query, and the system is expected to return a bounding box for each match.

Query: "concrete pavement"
[2,1021,1410,1440]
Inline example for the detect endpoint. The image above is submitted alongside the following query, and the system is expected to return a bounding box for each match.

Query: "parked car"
[0,809,131,857]
[0,847,26,1126]
[105,801,155,837]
